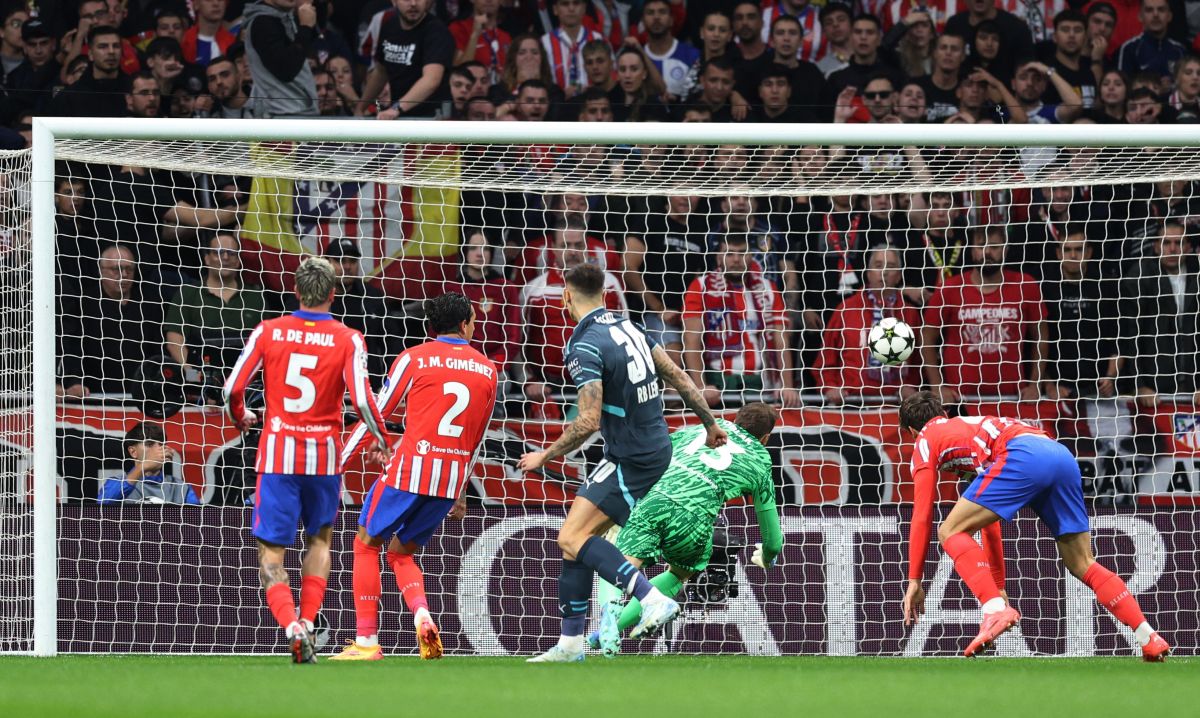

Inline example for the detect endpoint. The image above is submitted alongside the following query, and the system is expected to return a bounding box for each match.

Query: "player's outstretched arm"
[651,345,727,448]
[904,464,937,625]
[516,382,603,471]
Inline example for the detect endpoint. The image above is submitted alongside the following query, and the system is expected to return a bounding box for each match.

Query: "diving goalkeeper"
[593,402,783,650]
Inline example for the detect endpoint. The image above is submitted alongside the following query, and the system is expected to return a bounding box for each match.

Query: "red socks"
[299,575,327,625]
[387,551,429,614]
[942,532,1002,605]
[353,537,383,638]
[1082,563,1147,630]
[265,582,297,631]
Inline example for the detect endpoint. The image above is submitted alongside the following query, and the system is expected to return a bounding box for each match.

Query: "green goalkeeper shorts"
[616,493,713,574]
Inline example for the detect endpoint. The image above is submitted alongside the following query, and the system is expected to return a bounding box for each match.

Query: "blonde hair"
[295,256,337,307]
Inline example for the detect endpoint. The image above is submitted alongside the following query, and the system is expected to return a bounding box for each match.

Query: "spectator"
[242,0,319,118]
[946,0,1036,64]
[625,194,708,364]
[446,63,476,116]
[276,238,399,385]
[896,79,928,122]
[492,33,562,107]
[463,93,496,119]
[918,32,967,122]
[1089,68,1128,122]
[1121,220,1199,408]
[826,14,904,101]
[207,56,252,117]
[582,38,616,91]
[1011,59,1084,122]
[862,193,910,246]
[1041,229,1123,404]
[1168,54,1200,119]
[143,37,187,116]
[1085,2,1118,61]
[575,85,614,120]
[164,230,269,382]
[1116,0,1186,79]
[541,0,604,97]
[448,229,520,377]
[98,421,199,505]
[519,217,627,417]
[751,65,810,121]
[641,0,698,100]
[815,244,921,405]
[1125,84,1164,122]
[0,2,27,85]
[140,8,189,49]
[759,15,826,116]
[5,19,60,112]
[732,1,768,65]
[835,74,898,123]
[921,225,1051,403]
[125,71,161,117]
[58,243,165,398]
[609,44,668,121]
[686,55,739,121]
[55,174,97,288]
[759,0,822,63]
[47,25,130,117]
[325,55,359,112]
[963,19,1016,87]
[683,10,737,101]
[500,77,551,120]
[816,2,854,77]
[450,0,509,77]
[903,191,969,304]
[59,1,141,77]
[683,233,799,408]
[710,194,795,295]
[1037,10,1099,107]
[183,0,235,66]
[360,0,454,119]
[312,69,343,115]
[885,10,934,80]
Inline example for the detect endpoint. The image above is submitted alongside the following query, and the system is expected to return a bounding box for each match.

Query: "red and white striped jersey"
[223,311,390,476]
[878,0,961,33]
[760,1,823,63]
[542,26,606,90]
[343,337,498,499]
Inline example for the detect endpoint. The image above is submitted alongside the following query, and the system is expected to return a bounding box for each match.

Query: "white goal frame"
[27,117,1200,656]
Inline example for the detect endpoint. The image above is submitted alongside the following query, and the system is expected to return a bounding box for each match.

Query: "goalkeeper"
[593,402,783,649]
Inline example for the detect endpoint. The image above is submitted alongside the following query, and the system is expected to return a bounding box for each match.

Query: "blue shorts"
[577,453,671,526]
[964,435,1090,537]
[252,473,341,546]
[359,481,455,546]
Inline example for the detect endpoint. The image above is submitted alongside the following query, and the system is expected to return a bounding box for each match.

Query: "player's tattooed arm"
[652,345,717,428]
[542,381,604,461]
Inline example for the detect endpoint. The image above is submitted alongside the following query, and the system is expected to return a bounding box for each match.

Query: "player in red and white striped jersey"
[332,292,498,661]
[223,257,391,664]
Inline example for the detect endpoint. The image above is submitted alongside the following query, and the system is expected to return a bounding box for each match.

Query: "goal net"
[7,119,1200,657]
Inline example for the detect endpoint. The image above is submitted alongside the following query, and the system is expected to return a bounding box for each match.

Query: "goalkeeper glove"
[750,542,777,569]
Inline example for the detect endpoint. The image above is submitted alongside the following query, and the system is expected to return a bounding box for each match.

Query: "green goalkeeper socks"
[617,572,684,631]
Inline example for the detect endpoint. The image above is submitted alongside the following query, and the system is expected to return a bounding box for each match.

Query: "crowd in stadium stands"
[5,1,1196,433]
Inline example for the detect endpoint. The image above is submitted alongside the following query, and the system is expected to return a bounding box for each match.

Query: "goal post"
[17,117,1200,657]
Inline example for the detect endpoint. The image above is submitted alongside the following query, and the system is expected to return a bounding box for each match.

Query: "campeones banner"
[55,506,1200,656]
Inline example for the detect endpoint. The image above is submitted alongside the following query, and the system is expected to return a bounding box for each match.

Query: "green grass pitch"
[0,655,1193,718]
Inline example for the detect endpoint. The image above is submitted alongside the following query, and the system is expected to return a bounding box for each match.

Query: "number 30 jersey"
[565,308,671,466]
[223,310,391,476]
[343,337,498,499]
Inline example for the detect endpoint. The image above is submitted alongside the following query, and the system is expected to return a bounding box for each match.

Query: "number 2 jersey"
[907,415,1048,579]
[565,308,670,467]
[343,337,498,499]
[223,310,390,476]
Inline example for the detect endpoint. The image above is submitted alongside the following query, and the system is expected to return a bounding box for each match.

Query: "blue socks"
[558,559,593,637]
[576,536,653,600]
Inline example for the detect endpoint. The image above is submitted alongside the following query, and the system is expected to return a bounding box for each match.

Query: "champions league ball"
[867,318,916,366]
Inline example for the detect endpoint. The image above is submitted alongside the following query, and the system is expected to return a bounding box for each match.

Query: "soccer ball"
[867,318,915,366]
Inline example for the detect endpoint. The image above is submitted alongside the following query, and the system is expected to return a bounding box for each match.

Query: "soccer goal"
[5,118,1199,657]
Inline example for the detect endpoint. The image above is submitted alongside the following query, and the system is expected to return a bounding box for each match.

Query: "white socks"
[1134,622,1155,647]
[557,634,585,653]
[356,634,379,648]
[980,597,1007,615]
[414,607,432,629]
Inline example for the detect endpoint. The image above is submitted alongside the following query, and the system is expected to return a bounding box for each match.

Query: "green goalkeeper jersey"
[650,418,777,523]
